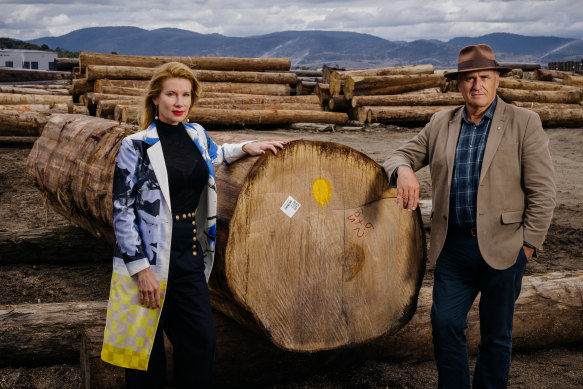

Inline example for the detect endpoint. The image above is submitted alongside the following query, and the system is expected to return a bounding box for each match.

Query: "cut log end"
[217,140,426,352]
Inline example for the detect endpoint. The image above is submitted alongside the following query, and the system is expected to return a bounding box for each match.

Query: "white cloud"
[0,0,581,42]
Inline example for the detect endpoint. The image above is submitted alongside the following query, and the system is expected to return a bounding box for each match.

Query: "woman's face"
[152,77,192,125]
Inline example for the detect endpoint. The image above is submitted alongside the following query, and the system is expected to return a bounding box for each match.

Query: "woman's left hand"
[243,140,287,156]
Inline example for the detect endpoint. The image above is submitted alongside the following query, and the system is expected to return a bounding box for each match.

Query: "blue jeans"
[431,227,527,389]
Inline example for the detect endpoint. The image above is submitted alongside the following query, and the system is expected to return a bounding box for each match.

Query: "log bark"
[94,79,149,91]
[0,110,52,136]
[510,102,583,127]
[26,115,424,353]
[366,106,458,123]
[54,58,79,71]
[497,88,583,104]
[187,107,347,126]
[0,86,70,95]
[371,271,583,361]
[533,69,575,81]
[99,86,144,96]
[0,67,71,82]
[499,63,541,71]
[315,83,331,106]
[329,65,434,96]
[328,95,350,112]
[79,52,291,72]
[344,78,446,99]
[343,74,446,99]
[197,95,319,105]
[72,78,94,97]
[86,65,297,84]
[498,78,581,91]
[199,82,290,96]
[96,99,141,118]
[2,272,581,367]
[562,75,583,88]
[0,103,71,114]
[0,226,111,265]
[351,93,464,108]
[0,93,72,105]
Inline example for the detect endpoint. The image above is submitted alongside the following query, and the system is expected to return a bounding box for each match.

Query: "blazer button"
[192,221,196,225]
[193,251,197,256]
[192,245,196,249]
[175,215,179,221]
[193,236,197,241]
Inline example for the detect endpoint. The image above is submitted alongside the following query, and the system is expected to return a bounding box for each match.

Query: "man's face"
[457,70,499,112]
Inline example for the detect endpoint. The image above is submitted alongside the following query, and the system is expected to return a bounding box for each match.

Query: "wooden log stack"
[74,52,347,126]
[27,114,426,353]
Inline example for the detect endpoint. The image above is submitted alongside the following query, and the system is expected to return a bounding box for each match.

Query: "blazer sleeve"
[112,137,150,276]
[382,113,433,185]
[521,112,556,249]
[204,128,250,166]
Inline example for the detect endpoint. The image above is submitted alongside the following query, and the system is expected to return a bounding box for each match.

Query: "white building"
[0,49,58,70]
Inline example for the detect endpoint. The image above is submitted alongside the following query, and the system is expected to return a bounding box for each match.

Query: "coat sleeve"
[521,112,556,249]
[112,137,150,276]
[203,128,250,166]
[382,113,434,185]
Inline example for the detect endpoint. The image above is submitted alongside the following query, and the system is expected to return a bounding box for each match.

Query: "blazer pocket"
[501,210,524,224]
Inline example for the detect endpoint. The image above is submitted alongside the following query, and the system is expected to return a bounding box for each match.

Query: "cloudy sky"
[1,0,582,42]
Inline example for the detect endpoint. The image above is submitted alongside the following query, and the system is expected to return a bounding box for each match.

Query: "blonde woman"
[101,62,285,388]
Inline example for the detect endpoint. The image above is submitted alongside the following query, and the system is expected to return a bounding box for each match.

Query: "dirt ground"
[0,125,581,388]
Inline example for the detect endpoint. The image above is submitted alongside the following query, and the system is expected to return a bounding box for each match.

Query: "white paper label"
[280,196,301,218]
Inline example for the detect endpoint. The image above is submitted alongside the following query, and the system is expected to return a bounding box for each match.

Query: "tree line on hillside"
[0,37,79,58]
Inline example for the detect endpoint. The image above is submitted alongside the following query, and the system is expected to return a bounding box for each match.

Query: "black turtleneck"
[156,120,209,213]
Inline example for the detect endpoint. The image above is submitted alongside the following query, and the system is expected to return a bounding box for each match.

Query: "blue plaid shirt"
[449,97,497,228]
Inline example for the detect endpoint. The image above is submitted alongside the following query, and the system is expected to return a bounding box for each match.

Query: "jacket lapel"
[144,123,172,213]
[446,107,464,184]
[480,99,507,184]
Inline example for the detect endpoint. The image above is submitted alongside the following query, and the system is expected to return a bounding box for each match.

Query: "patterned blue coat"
[101,121,249,370]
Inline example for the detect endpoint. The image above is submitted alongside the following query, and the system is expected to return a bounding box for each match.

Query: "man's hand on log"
[243,141,287,156]
[396,166,420,211]
[136,267,163,309]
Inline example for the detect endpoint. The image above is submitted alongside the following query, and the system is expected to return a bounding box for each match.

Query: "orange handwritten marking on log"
[347,208,375,238]
[1,105,32,113]
[312,178,332,207]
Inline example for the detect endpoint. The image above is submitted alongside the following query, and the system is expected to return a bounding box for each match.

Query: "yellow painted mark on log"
[312,178,332,207]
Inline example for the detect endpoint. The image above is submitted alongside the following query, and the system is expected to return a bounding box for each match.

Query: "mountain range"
[25,27,583,69]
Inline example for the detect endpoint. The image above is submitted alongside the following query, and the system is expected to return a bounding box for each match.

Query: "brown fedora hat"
[445,44,512,79]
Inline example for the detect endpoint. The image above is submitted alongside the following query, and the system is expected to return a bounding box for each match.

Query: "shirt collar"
[462,96,498,125]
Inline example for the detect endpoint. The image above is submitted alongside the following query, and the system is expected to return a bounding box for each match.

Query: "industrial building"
[0,49,58,71]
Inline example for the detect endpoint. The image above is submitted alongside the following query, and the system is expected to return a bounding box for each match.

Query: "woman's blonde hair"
[138,62,202,129]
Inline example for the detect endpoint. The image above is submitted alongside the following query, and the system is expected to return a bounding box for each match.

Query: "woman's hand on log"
[396,165,420,211]
[136,267,163,309]
[243,141,287,156]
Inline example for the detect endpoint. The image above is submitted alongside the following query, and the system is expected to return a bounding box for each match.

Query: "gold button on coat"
[193,251,197,256]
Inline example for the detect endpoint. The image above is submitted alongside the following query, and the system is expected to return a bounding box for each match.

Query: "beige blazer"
[383,99,555,270]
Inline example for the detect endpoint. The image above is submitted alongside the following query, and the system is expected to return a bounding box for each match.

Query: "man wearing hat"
[383,44,555,388]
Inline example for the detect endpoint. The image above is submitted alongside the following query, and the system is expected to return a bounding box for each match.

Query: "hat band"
[457,58,499,72]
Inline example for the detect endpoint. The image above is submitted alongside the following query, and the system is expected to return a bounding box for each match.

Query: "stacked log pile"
[314,64,459,124]
[0,79,88,136]
[74,52,348,125]
[311,64,583,126]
